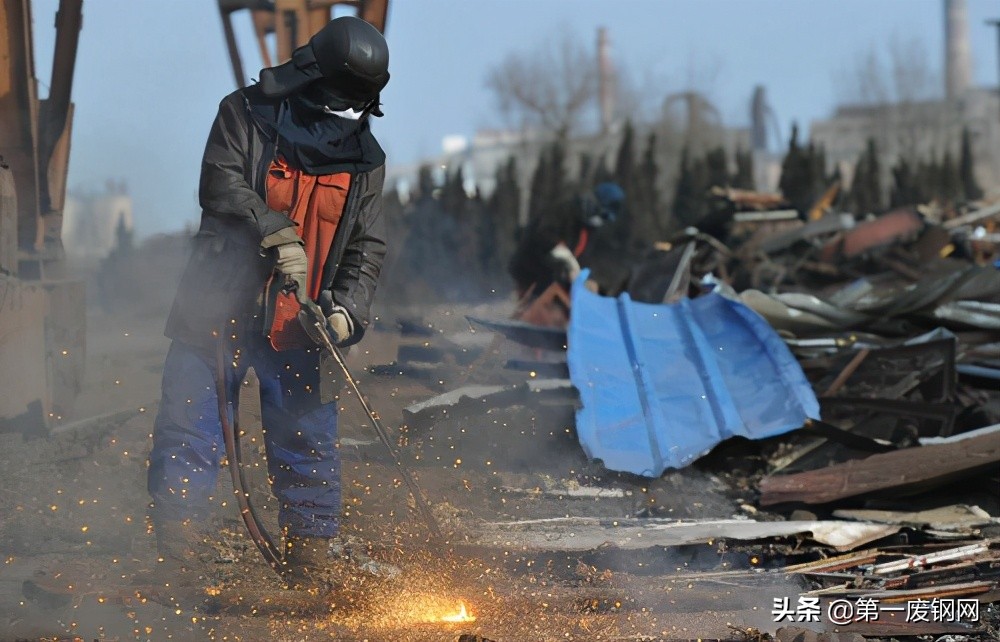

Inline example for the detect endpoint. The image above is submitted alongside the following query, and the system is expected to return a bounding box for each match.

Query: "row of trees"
[775,124,984,217]
[381,121,986,305]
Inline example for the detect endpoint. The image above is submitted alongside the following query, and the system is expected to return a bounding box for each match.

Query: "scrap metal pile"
[366,196,1000,639]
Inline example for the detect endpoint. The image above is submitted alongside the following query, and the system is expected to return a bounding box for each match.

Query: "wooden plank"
[759,429,1000,506]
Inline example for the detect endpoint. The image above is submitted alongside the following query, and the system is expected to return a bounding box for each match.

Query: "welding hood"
[259,15,389,108]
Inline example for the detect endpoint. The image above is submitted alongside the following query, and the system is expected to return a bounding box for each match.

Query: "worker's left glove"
[325,307,354,344]
[298,291,355,347]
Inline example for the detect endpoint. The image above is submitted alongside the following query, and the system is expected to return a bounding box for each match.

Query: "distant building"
[810,88,1000,193]
[386,24,765,221]
[810,0,999,196]
[62,180,133,259]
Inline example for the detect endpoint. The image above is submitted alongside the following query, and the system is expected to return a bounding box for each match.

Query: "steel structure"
[0,0,85,434]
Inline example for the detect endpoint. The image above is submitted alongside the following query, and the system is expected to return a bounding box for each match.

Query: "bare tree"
[888,36,936,104]
[836,36,937,106]
[833,36,947,167]
[486,27,598,140]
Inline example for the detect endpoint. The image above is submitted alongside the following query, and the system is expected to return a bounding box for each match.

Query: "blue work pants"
[147,338,341,538]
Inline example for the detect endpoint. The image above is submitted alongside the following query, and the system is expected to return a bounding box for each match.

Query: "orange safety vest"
[265,155,351,351]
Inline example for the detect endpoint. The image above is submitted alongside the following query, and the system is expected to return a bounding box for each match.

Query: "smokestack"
[597,27,615,134]
[945,0,973,100]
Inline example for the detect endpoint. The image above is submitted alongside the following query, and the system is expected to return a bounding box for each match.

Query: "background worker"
[147,16,390,589]
[508,181,626,300]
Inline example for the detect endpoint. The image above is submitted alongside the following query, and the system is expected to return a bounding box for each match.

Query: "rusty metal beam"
[219,7,247,87]
[275,0,309,61]
[38,0,82,177]
[0,0,41,253]
[357,0,387,31]
[250,9,275,68]
[44,97,72,233]
[309,0,390,31]
[219,0,388,92]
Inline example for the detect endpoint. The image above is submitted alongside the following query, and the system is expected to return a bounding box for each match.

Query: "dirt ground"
[0,290,858,641]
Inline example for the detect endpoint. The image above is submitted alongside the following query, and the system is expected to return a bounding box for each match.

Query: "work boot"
[133,520,209,588]
[330,535,401,580]
[283,535,400,591]
[283,536,332,590]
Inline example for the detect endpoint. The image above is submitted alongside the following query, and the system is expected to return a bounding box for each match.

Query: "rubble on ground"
[367,197,1000,640]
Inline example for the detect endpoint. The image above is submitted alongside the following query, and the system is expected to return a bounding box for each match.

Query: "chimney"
[597,27,615,134]
[945,0,973,100]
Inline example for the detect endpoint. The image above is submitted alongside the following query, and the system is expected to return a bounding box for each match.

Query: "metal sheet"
[757,213,853,254]
[568,270,819,477]
[475,517,900,552]
[821,208,924,261]
[466,315,567,351]
[740,289,843,334]
[931,300,1000,330]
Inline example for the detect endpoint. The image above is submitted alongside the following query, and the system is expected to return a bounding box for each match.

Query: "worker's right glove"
[270,238,308,297]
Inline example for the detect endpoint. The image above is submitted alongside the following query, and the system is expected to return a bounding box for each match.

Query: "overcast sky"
[30,0,1000,237]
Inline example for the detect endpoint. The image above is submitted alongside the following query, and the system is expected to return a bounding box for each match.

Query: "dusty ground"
[0,294,826,642]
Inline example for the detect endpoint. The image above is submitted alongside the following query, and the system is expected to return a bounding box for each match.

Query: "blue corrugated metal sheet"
[568,271,820,477]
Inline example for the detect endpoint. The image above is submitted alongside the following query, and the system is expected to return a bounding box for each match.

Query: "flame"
[438,601,475,623]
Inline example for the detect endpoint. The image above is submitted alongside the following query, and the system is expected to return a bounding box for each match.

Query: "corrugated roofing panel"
[568,271,819,477]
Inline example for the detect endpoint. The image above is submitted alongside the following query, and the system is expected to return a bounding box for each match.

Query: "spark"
[439,601,476,622]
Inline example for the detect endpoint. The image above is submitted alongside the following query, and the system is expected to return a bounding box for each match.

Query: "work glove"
[549,243,581,282]
[318,290,354,344]
[325,307,354,344]
[269,237,308,297]
[298,292,355,347]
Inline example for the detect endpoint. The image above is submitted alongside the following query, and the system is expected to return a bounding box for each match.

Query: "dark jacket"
[165,87,386,349]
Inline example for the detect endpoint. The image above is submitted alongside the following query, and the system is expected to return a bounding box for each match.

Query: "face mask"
[303,81,369,111]
[586,214,607,228]
[324,105,364,120]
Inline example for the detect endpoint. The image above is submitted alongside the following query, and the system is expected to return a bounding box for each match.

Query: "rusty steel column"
[219,5,248,88]
[358,0,388,32]
[251,9,276,68]
[0,0,42,254]
[275,0,312,61]
[37,0,82,254]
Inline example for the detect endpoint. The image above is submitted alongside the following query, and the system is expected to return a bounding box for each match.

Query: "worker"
[147,16,390,589]
[508,182,626,299]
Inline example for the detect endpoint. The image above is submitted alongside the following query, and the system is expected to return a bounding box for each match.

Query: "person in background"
[508,181,626,300]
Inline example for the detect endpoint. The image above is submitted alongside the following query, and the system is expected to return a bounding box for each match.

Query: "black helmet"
[259,16,389,106]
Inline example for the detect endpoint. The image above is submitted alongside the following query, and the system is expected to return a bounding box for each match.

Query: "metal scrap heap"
[380,195,1000,640]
